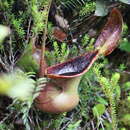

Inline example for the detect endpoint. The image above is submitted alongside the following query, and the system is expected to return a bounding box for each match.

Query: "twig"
[26,18,32,44]
[90,120,95,130]
[0,111,13,124]
[0,57,9,72]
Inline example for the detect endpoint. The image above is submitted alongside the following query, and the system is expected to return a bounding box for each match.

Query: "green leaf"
[97,97,108,105]
[95,0,108,16]
[119,0,130,4]
[67,120,81,130]
[121,114,130,125]
[92,104,106,118]
[123,81,130,90]
[16,42,39,72]
[119,41,130,52]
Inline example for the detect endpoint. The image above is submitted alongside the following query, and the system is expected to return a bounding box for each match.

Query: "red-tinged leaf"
[53,27,67,42]
[94,8,123,56]
[45,50,99,79]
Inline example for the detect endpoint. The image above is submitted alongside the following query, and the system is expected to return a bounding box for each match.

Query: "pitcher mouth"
[45,50,99,79]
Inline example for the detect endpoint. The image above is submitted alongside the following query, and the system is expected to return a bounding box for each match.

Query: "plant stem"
[39,0,52,77]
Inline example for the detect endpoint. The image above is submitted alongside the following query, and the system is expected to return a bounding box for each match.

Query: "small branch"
[39,0,52,77]
[26,18,32,44]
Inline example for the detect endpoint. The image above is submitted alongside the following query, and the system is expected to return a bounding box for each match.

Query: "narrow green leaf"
[92,104,106,117]
[121,114,130,125]
[97,97,108,105]
[119,41,130,52]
